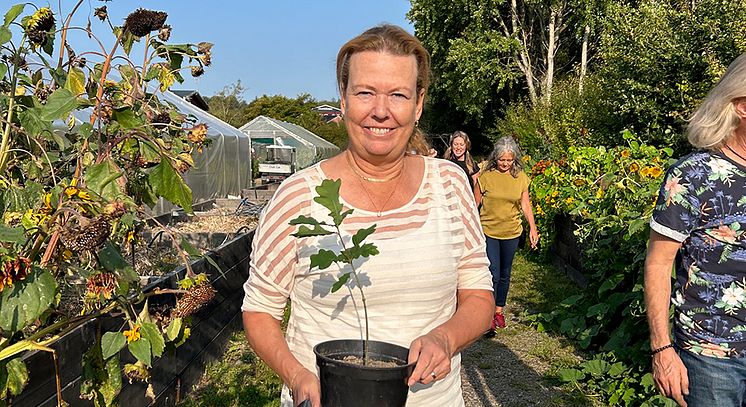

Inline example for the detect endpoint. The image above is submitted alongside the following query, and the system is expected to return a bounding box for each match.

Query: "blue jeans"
[679,348,746,406]
[485,236,520,307]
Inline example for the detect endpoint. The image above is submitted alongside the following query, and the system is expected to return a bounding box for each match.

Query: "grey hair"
[485,136,524,177]
[687,53,746,149]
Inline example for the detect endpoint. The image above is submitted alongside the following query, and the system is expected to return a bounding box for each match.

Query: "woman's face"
[451,136,467,159]
[497,151,514,172]
[341,51,424,161]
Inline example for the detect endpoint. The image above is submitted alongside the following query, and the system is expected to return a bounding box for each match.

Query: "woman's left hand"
[406,329,453,386]
[529,227,539,249]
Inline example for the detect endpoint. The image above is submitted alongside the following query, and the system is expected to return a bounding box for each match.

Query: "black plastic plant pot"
[314,339,416,407]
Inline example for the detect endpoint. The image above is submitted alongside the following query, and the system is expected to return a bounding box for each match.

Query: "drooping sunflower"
[124,8,168,37]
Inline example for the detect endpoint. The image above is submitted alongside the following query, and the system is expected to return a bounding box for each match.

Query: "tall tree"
[205,80,249,128]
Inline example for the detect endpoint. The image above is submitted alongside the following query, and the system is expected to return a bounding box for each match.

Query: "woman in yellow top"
[474,136,539,335]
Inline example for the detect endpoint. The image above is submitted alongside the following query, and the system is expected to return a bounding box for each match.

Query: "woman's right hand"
[290,367,321,407]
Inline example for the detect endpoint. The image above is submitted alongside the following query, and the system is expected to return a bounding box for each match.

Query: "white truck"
[258,145,296,184]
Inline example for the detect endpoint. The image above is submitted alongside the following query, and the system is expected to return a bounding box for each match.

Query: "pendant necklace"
[345,151,402,183]
[346,152,405,217]
[725,143,746,162]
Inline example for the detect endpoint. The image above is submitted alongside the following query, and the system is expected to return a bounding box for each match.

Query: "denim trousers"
[679,348,746,406]
[484,236,520,307]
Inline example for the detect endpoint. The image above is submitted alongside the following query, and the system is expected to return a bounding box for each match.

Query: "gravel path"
[460,310,593,406]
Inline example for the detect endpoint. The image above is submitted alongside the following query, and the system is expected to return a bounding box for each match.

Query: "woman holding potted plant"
[241,25,494,407]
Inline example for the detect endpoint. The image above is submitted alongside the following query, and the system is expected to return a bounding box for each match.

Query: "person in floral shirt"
[645,53,746,407]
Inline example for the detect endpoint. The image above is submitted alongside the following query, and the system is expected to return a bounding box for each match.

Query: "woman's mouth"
[367,127,392,136]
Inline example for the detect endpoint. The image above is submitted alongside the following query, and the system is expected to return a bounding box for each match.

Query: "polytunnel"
[239,115,340,171]
[60,90,252,216]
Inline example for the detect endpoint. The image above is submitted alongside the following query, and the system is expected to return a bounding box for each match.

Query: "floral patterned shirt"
[651,150,746,358]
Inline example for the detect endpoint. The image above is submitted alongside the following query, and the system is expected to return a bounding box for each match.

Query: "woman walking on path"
[475,136,539,336]
[444,131,480,191]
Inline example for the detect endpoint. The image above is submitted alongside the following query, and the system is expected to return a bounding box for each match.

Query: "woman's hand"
[406,328,453,386]
[289,367,321,407]
[529,226,539,249]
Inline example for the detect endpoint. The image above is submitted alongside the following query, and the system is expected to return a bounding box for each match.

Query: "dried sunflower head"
[190,65,204,78]
[124,8,167,37]
[86,272,118,299]
[0,257,31,293]
[24,7,55,46]
[172,282,216,318]
[187,123,208,144]
[60,216,112,252]
[94,6,108,21]
[124,361,150,383]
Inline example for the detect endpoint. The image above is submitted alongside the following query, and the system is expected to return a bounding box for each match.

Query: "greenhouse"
[59,89,253,215]
[239,115,340,172]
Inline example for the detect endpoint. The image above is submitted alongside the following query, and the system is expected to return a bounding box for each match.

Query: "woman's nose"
[371,94,389,119]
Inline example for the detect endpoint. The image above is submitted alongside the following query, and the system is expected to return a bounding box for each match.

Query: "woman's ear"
[734,98,746,119]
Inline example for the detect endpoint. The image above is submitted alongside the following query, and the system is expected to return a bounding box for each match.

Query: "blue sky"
[60,0,414,102]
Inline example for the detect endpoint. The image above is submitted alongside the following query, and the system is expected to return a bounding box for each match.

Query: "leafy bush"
[526,131,678,406]
[0,3,219,405]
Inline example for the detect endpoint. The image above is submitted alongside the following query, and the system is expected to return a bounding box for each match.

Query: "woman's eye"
[356,91,374,100]
[391,93,408,100]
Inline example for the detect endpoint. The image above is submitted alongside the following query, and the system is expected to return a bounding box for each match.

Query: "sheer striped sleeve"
[242,175,312,320]
[441,162,492,291]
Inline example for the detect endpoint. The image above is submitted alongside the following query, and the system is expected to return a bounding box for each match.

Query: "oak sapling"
[289,178,379,363]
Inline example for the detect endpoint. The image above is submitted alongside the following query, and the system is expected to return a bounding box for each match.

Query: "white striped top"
[242,156,492,406]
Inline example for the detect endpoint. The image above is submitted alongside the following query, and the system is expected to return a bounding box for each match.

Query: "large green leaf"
[0,358,28,397]
[101,331,126,360]
[3,4,24,27]
[0,268,56,333]
[165,318,182,342]
[84,159,123,199]
[40,88,78,121]
[128,337,152,367]
[149,160,193,213]
[64,66,86,96]
[352,225,376,246]
[309,249,339,270]
[0,26,10,45]
[17,107,52,137]
[98,242,129,272]
[0,226,23,244]
[313,179,350,226]
[140,322,165,358]
[81,342,121,407]
[556,368,584,383]
[111,107,142,129]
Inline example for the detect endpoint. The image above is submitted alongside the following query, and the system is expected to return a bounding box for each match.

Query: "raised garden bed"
[14,230,255,407]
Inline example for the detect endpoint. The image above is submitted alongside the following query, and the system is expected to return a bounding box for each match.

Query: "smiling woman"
[241,25,495,407]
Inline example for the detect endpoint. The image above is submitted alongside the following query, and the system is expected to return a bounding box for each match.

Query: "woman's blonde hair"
[687,53,746,149]
[444,131,477,173]
[484,136,524,178]
[336,24,431,153]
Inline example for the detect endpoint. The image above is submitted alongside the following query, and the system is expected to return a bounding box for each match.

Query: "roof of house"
[172,89,210,112]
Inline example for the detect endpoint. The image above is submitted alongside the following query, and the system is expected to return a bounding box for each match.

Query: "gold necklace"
[348,158,405,217]
[345,151,403,183]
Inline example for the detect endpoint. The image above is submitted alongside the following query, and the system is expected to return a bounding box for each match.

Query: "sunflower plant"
[525,130,678,405]
[1,2,217,405]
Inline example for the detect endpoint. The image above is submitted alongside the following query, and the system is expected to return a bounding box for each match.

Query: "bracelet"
[651,343,674,355]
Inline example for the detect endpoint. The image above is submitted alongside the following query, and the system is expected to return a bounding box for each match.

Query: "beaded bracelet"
[651,343,674,355]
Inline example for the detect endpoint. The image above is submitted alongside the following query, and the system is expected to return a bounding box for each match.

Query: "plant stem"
[0,50,22,173]
[56,0,86,68]
[335,228,370,364]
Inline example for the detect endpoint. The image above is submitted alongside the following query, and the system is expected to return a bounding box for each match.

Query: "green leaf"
[313,179,348,225]
[331,273,351,293]
[18,107,52,137]
[101,331,127,359]
[0,225,24,243]
[138,299,153,324]
[84,159,123,199]
[3,4,24,27]
[607,362,626,378]
[556,368,584,383]
[289,215,322,227]
[140,322,165,358]
[204,254,222,274]
[149,160,193,213]
[581,359,610,377]
[165,317,182,341]
[291,224,333,237]
[0,63,7,79]
[40,88,78,121]
[81,342,121,407]
[98,242,129,272]
[180,236,201,257]
[128,337,152,367]
[64,66,86,96]
[0,26,10,45]
[111,107,142,129]
[352,225,376,246]
[586,303,609,319]
[2,358,28,397]
[0,268,56,333]
[310,249,338,270]
[78,122,93,138]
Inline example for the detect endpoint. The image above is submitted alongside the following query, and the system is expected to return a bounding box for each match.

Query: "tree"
[204,80,249,128]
